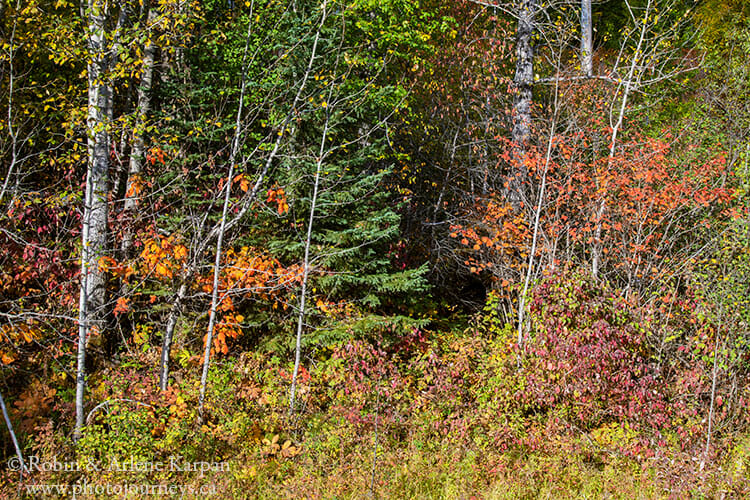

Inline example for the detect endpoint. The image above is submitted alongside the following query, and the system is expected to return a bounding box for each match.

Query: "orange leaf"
[173,245,188,261]
[114,297,130,315]
[1,351,15,365]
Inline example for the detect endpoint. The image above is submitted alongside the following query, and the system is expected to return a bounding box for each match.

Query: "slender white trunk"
[159,0,327,390]
[289,0,331,408]
[198,7,254,418]
[702,305,724,471]
[121,6,157,258]
[0,1,21,204]
[517,72,560,353]
[289,112,329,412]
[1,389,27,479]
[591,0,651,279]
[159,280,188,390]
[158,124,277,390]
[76,0,112,440]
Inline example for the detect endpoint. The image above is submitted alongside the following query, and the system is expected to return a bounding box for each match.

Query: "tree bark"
[517,72,560,355]
[0,0,21,205]
[591,0,650,279]
[121,6,157,259]
[288,0,329,413]
[288,114,328,412]
[159,280,187,390]
[76,0,112,440]
[581,0,593,77]
[508,0,537,213]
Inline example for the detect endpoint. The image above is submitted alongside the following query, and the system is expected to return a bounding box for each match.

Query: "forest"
[1,0,749,497]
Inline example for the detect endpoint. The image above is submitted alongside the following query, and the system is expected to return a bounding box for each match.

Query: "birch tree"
[120,5,158,259]
[581,0,593,76]
[589,0,696,279]
[0,0,22,205]
[158,1,326,390]
[288,25,332,407]
[0,388,27,479]
[198,6,256,419]
[75,0,114,440]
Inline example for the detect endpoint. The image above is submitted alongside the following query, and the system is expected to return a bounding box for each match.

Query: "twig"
[85,398,156,425]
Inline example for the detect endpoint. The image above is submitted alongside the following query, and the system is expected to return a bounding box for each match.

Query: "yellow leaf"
[156,263,172,278]
[173,245,188,261]
[20,326,36,343]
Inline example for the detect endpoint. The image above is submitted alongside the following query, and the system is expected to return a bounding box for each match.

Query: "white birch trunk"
[197,8,254,415]
[0,0,21,204]
[288,0,330,412]
[517,72,560,353]
[121,6,157,258]
[76,0,112,440]
[1,389,27,478]
[591,0,651,279]
[288,114,329,412]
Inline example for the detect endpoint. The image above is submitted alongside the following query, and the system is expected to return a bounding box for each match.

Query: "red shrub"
[522,271,670,431]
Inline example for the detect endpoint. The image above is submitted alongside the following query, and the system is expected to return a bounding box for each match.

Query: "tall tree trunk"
[288,116,329,412]
[0,0,21,205]
[517,72,560,354]
[159,281,187,390]
[121,6,157,259]
[581,0,593,77]
[288,0,329,413]
[702,304,724,471]
[508,0,537,213]
[198,4,255,419]
[76,0,112,440]
[591,0,651,279]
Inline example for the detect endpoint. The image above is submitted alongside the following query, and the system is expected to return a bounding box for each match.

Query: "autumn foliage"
[2,0,750,498]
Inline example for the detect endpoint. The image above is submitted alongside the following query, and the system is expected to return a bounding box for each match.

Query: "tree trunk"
[591,0,651,279]
[0,1,20,205]
[288,121,327,412]
[121,6,157,259]
[581,0,593,77]
[159,280,187,390]
[508,0,537,213]
[76,0,112,440]
[288,0,329,413]
[198,8,254,418]
[517,73,560,355]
